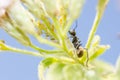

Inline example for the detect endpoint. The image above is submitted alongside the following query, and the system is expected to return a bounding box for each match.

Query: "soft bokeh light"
[0,0,12,8]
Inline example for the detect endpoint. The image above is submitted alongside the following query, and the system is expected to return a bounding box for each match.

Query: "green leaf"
[62,64,84,80]
[85,35,110,61]
[92,60,114,77]
[38,58,57,80]
[46,62,87,80]
[89,45,110,61]
[46,62,65,80]
[91,35,100,47]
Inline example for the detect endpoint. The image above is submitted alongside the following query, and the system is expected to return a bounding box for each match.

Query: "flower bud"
[21,0,45,19]
[0,0,13,17]
[0,15,32,46]
[97,0,109,13]
[0,40,9,51]
[7,0,36,34]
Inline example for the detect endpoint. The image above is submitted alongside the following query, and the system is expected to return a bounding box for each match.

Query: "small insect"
[69,21,89,66]
[69,25,83,57]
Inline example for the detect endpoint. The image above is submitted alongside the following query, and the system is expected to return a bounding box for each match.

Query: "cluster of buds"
[0,0,111,66]
[0,0,85,60]
[1,1,119,80]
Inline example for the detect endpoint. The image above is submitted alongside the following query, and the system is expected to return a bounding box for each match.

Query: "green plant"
[0,0,120,80]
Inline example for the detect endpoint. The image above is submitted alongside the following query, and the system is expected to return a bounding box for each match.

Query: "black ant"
[69,21,89,66]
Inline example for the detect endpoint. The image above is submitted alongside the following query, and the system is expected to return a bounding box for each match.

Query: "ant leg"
[84,48,89,67]
[76,44,80,49]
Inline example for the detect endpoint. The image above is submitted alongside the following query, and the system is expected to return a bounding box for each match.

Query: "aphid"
[69,22,89,66]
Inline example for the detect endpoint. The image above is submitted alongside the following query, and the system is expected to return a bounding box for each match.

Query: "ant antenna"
[73,21,78,30]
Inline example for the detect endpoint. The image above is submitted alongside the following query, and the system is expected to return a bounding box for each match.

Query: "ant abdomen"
[77,47,84,58]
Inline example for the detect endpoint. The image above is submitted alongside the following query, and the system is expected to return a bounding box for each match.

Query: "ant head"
[69,29,76,36]
[69,21,78,36]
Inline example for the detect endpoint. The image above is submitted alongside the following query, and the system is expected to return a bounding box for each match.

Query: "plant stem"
[30,44,64,54]
[85,12,102,49]
[52,17,69,52]
[80,12,103,63]
[64,19,73,35]
[7,46,43,57]
[85,0,109,49]
[33,33,61,49]
[41,17,58,39]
